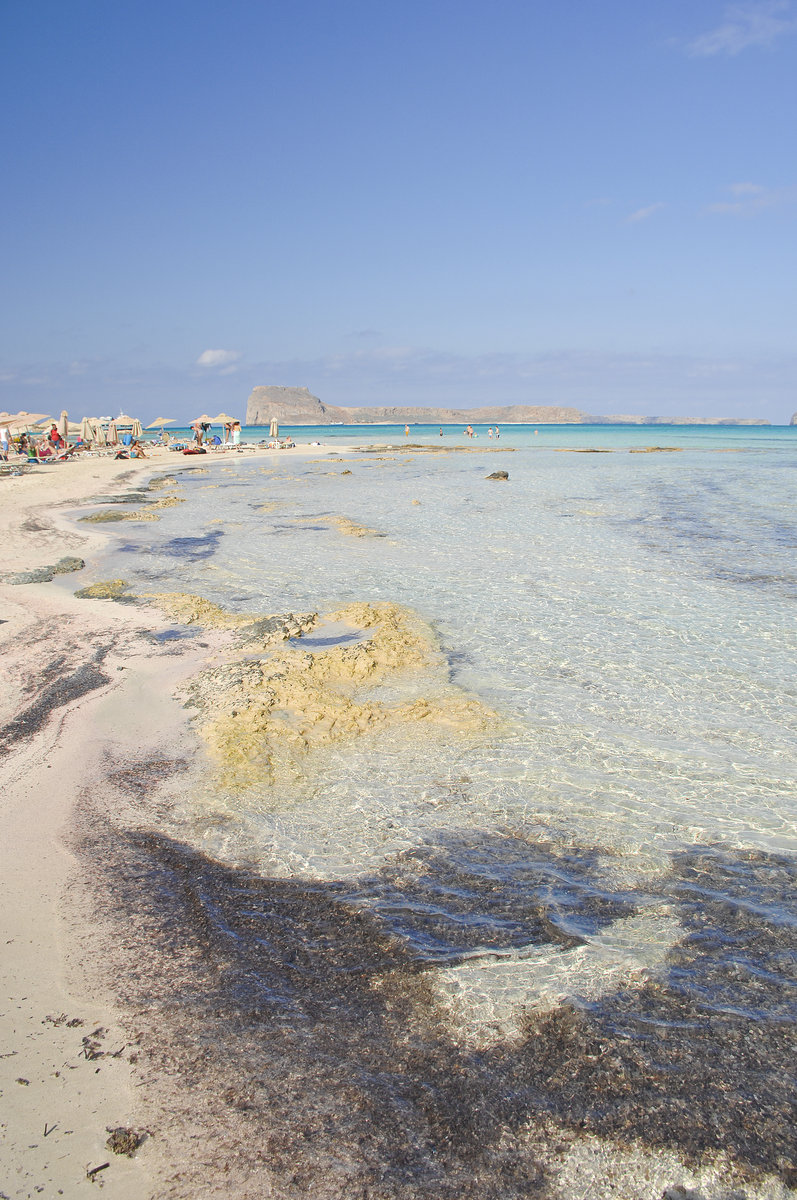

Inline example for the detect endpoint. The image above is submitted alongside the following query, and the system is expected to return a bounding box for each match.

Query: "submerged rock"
[486,470,509,480]
[142,592,257,629]
[183,599,499,789]
[80,494,184,523]
[1,555,84,584]
[74,579,131,600]
[296,514,386,538]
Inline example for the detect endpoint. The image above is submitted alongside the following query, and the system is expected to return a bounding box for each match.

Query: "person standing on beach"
[0,424,11,459]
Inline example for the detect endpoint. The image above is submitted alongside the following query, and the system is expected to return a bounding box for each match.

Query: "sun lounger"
[25,445,82,465]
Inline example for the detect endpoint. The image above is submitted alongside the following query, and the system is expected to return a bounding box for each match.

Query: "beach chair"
[25,444,81,465]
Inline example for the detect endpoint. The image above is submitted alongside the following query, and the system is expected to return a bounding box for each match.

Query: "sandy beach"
[0,443,343,1198]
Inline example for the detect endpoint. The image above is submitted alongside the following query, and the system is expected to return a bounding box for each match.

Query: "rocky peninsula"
[246,385,771,426]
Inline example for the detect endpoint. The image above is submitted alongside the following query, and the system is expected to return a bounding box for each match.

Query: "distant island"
[246,385,771,427]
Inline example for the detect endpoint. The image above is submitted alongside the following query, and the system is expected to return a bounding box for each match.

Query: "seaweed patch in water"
[158,529,225,561]
[80,821,797,1197]
[331,830,641,961]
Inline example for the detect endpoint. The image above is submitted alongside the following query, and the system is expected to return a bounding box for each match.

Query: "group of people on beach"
[0,422,76,463]
[190,420,241,448]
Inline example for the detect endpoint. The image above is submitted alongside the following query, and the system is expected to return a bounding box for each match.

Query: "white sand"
[0,442,342,1197]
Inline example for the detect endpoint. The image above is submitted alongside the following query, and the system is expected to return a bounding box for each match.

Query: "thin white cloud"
[730,181,765,195]
[706,181,797,213]
[196,348,240,368]
[626,202,665,223]
[687,1,797,56]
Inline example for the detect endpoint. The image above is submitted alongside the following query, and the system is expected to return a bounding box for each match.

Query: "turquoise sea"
[81,422,797,1197]
[172,419,797,453]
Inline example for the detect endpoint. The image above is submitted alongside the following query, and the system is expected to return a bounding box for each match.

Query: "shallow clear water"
[81,432,797,1187]
[101,439,797,865]
[174,418,797,452]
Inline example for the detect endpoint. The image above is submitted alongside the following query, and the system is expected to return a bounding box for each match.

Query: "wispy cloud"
[706,181,797,213]
[686,1,797,56]
[196,348,240,368]
[626,202,665,223]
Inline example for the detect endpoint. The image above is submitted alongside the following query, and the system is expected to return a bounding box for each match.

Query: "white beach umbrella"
[107,420,118,445]
[58,410,69,442]
[94,421,107,446]
[80,417,94,443]
[131,419,143,438]
[269,417,279,438]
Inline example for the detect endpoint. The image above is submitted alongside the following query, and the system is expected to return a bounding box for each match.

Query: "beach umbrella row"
[2,408,240,442]
[80,417,108,446]
[191,413,240,425]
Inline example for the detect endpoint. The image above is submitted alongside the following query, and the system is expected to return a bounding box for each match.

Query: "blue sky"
[2,0,795,423]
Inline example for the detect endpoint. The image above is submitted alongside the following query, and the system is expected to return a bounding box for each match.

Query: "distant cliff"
[590,414,770,426]
[245,386,770,426]
[247,387,587,425]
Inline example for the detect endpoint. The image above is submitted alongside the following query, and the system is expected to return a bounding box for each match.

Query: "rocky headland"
[246,385,771,426]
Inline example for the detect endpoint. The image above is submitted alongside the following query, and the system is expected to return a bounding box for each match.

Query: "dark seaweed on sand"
[76,801,797,1199]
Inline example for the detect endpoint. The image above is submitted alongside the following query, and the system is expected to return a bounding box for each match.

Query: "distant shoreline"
[239,418,777,428]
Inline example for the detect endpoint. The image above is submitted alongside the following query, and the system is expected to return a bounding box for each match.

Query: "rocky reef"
[163,597,499,789]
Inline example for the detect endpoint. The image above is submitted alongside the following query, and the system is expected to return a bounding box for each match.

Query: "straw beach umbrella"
[146,417,175,429]
[269,417,279,438]
[6,411,51,431]
[131,419,143,438]
[58,410,69,443]
[107,420,118,445]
